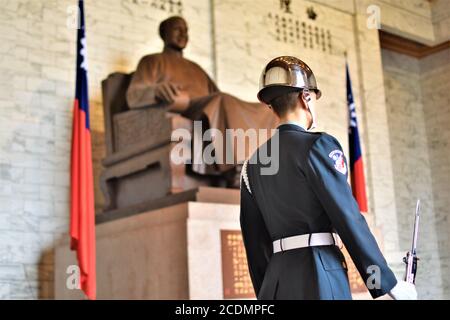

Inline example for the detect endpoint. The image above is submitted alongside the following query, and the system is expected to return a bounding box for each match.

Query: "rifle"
[403,199,420,284]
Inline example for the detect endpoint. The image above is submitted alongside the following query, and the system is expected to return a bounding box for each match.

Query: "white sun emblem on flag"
[349,102,357,128]
[80,37,88,71]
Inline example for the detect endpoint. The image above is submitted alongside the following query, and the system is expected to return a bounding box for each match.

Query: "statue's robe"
[127,52,278,174]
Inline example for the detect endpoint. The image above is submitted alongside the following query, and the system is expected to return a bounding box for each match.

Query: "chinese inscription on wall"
[221,230,255,299]
[267,12,332,53]
[127,0,183,14]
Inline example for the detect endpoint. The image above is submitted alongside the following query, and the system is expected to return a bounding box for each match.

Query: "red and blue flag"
[70,0,96,300]
[347,64,368,213]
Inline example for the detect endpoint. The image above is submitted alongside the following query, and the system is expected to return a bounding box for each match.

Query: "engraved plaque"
[266,12,333,52]
[220,230,255,299]
[220,230,366,298]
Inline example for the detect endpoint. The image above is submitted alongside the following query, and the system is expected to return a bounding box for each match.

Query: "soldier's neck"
[279,111,309,130]
[163,46,184,58]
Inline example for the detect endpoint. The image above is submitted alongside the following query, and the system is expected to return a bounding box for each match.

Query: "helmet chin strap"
[303,89,316,131]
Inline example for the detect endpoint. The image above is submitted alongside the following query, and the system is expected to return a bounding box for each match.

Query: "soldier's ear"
[298,92,309,110]
[302,90,312,103]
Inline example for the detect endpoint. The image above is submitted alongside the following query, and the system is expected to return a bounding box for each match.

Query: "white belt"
[273,232,341,254]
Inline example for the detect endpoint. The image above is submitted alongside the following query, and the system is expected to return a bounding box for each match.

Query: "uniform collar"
[277,121,307,132]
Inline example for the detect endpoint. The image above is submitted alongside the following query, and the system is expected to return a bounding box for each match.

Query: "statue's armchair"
[100,73,217,214]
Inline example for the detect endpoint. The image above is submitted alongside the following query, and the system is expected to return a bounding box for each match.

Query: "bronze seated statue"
[100,16,277,215]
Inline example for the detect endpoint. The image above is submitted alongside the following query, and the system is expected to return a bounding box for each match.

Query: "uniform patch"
[329,150,347,175]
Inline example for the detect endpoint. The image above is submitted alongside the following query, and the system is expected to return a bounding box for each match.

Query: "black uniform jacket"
[240,123,397,300]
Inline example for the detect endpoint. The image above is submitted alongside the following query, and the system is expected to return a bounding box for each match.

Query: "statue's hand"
[170,90,190,112]
[155,82,181,104]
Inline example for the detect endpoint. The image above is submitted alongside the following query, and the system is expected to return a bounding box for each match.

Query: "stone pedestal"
[55,187,246,300]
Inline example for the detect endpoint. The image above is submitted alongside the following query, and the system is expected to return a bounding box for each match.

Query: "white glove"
[388,280,418,300]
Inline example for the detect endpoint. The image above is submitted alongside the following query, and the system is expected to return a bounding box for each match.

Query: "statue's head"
[159,16,189,51]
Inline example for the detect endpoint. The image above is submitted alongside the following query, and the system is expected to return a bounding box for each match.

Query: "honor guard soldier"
[240,56,417,300]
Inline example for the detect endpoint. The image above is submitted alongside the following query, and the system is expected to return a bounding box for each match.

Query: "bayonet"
[403,199,420,284]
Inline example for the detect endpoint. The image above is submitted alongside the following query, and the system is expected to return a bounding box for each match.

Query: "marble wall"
[381,49,446,299]
[421,48,450,299]
[430,0,450,43]
[0,0,448,299]
[310,0,447,45]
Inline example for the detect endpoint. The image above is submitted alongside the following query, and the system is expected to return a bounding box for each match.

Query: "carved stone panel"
[220,230,255,299]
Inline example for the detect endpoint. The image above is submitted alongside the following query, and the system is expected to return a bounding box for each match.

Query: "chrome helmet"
[257,56,321,105]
